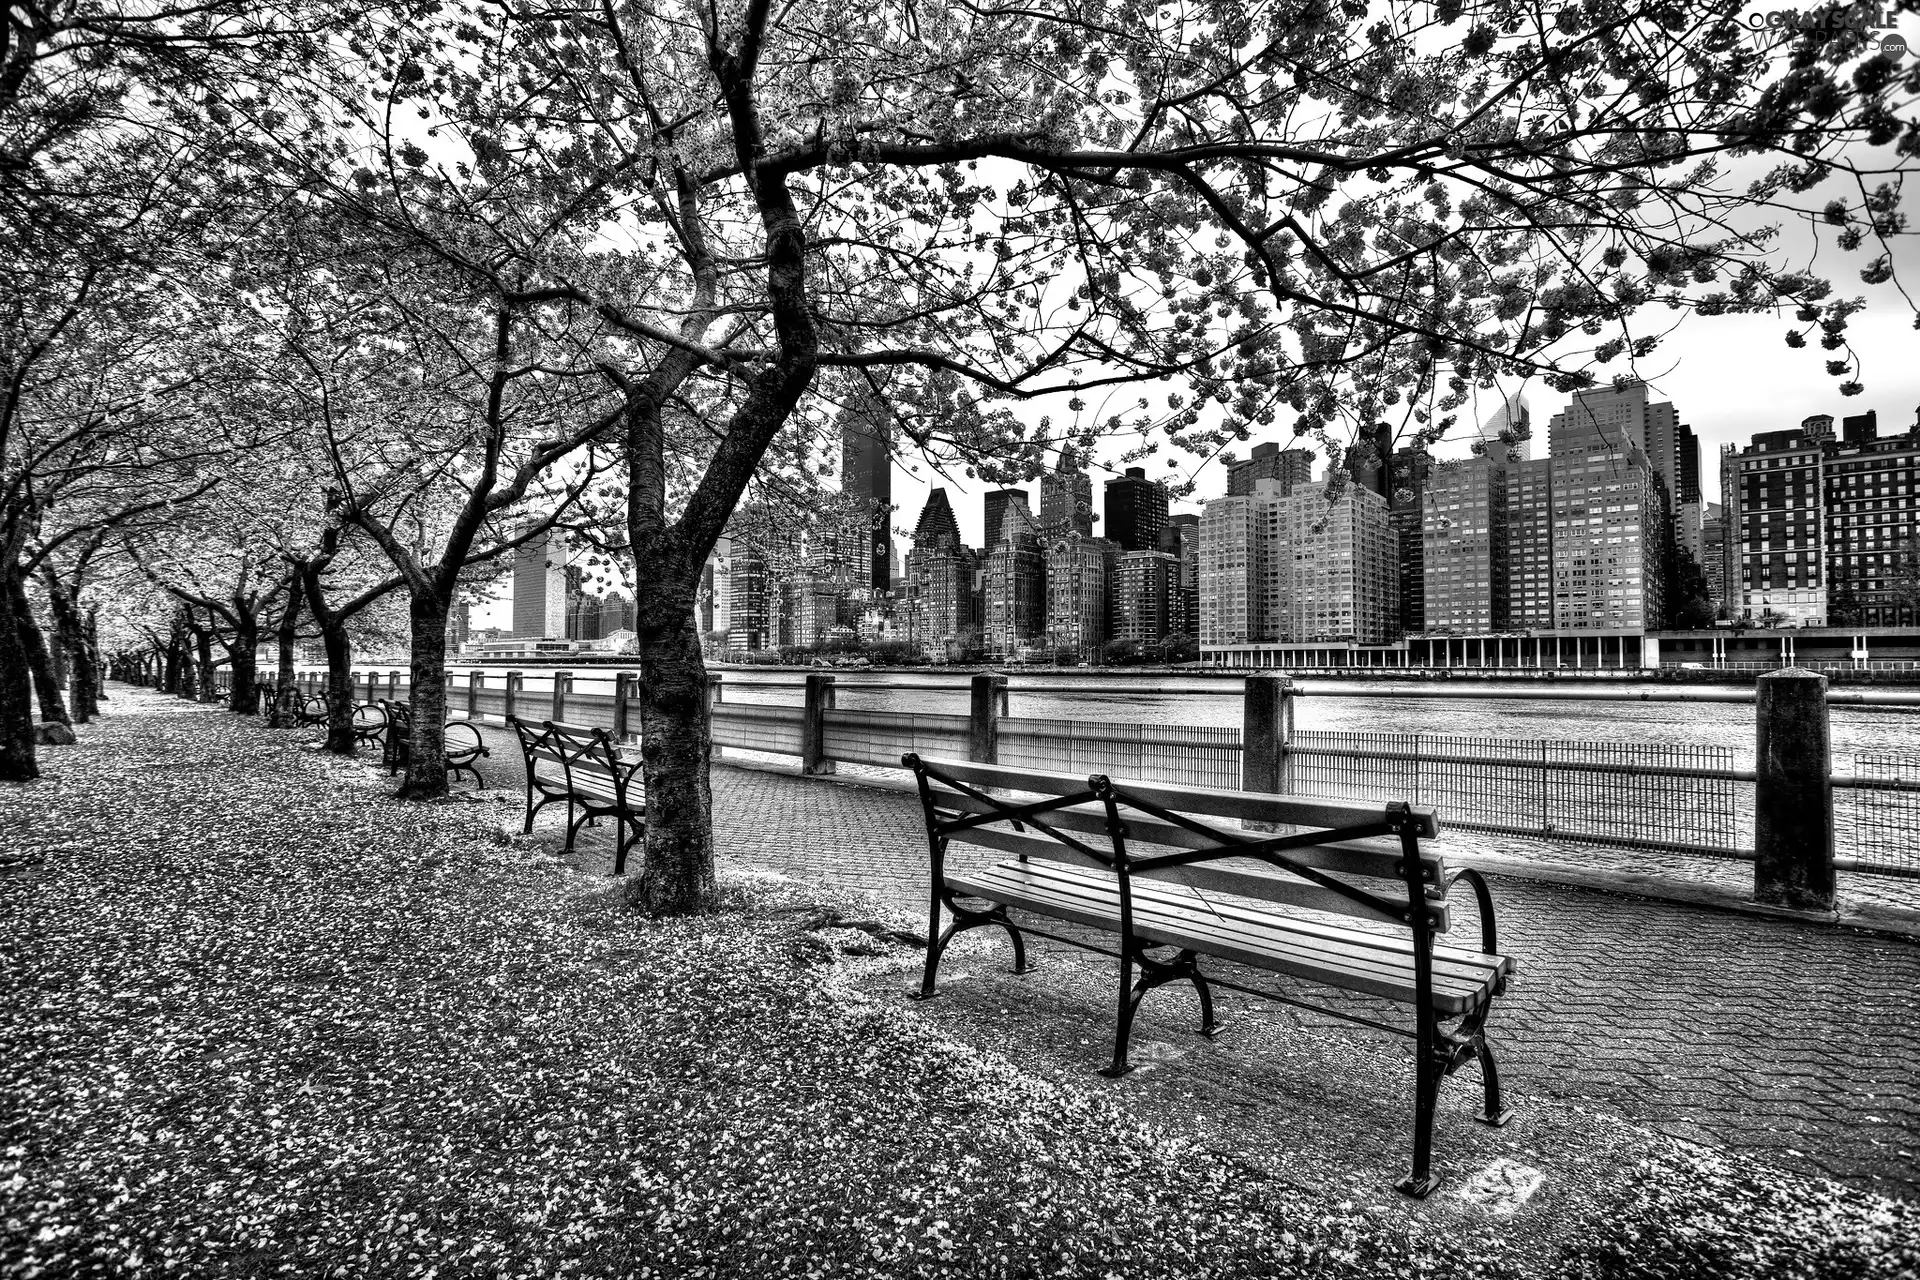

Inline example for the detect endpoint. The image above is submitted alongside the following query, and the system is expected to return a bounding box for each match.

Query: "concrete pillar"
[613,672,635,740]
[551,670,570,724]
[468,670,480,719]
[504,670,522,722]
[969,673,1006,764]
[1242,673,1293,795]
[801,673,836,775]
[1754,668,1836,910]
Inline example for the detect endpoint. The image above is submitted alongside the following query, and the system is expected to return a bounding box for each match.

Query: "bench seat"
[949,859,1509,1016]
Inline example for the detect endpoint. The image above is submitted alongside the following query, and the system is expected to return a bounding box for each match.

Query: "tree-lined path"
[9,686,1913,1277]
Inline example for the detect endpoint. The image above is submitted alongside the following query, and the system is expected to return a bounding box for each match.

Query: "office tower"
[1199,488,1273,646]
[1157,513,1200,637]
[724,506,801,651]
[1045,536,1117,656]
[1673,423,1704,565]
[1546,444,1668,631]
[1104,466,1169,551]
[511,530,568,638]
[982,508,1046,657]
[1476,393,1534,461]
[1039,448,1095,540]
[448,602,471,652]
[727,544,770,651]
[1227,442,1314,496]
[1504,459,1555,629]
[841,416,893,591]
[1388,446,1430,636]
[912,488,963,551]
[1111,550,1177,645]
[983,489,1028,552]
[1843,411,1879,444]
[1271,483,1398,643]
[1702,504,1727,614]
[1819,416,1918,625]
[1346,422,1394,496]
[1421,457,1509,633]
[1547,380,1682,499]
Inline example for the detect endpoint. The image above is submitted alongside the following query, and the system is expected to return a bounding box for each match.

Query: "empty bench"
[903,753,1514,1197]
[379,699,489,788]
[509,719,646,873]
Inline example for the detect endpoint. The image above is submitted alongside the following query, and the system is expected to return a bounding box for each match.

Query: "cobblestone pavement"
[465,725,1920,1197]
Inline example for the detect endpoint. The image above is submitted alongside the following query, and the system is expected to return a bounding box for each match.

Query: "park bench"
[379,699,489,789]
[294,693,329,729]
[902,753,1514,1198]
[509,718,646,874]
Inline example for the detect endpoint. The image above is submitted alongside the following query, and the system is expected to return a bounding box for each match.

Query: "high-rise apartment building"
[1104,466,1169,551]
[1732,428,1826,624]
[1504,459,1555,629]
[1701,503,1727,614]
[983,489,1028,552]
[1045,537,1116,656]
[1822,414,1919,626]
[1421,457,1509,632]
[1272,483,1398,643]
[982,503,1045,656]
[511,530,568,639]
[841,417,893,591]
[1198,490,1270,646]
[1039,449,1094,540]
[1389,446,1430,636]
[1346,422,1394,497]
[1157,513,1200,637]
[1546,445,1668,631]
[1111,550,1177,645]
[1226,442,1313,496]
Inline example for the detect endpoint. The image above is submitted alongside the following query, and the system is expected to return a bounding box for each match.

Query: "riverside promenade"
[466,722,1920,1199]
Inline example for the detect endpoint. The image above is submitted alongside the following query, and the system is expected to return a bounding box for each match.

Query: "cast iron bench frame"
[378,699,489,789]
[904,752,1514,1198]
[509,718,646,874]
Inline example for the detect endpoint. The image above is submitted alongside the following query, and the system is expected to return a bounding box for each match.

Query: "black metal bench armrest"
[1444,866,1500,959]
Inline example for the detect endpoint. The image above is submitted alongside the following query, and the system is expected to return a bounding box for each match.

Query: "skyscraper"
[1157,513,1200,637]
[511,530,567,639]
[982,504,1045,656]
[1039,448,1095,540]
[1547,380,1681,498]
[983,489,1028,552]
[841,417,893,591]
[1045,536,1116,656]
[1732,429,1824,625]
[1421,457,1509,633]
[1389,446,1430,636]
[1226,442,1313,496]
[1503,459,1556,630]
[1103,467,1169,552]
[1111,550,1177,645]
[911,488,962,551]
[1346,422,1394,496]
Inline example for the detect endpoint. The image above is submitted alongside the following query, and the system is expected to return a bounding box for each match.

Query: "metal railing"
[1835,752,1920,879]
[997,719,1244,790]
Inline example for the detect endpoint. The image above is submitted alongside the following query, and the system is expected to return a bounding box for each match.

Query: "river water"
[712,672,1920,769]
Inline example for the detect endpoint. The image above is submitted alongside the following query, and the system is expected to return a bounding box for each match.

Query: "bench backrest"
[510,718,641,800]
[904,754,1449,934]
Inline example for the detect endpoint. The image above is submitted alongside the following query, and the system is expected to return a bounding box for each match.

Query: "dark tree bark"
[42,569,99,722]
[0,565,38,781]
[191,621,217,704]
[266,576,303,728]
[163,614,187,695]
[225,607,259,715]
[632,588,716,913]
[399,591,450,798]
[319,617,355,754]
[9,575,72,734]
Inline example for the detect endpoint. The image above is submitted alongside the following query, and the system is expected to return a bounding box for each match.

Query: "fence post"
[613,672,635,740]
[552,670,570,724]
[1242,673,1292,794]
[802,672,837,775]
[389,670,400,702]
[1754,668,1835,910]
[505,670,522,723]
[468,671,480,720]
[969,673,1006,764]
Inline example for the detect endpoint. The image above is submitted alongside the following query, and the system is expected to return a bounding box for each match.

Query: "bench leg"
[1470,1030,1514,1128]
[913,896,1025,1000]
[1101,948,1215,1078]
[1397,1011,1447,1199]
[613,816,643,877]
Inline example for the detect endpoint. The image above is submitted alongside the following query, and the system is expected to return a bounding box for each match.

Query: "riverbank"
[7,689,1918,1277]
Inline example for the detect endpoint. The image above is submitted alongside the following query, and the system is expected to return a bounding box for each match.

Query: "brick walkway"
[469,726,1919,1197]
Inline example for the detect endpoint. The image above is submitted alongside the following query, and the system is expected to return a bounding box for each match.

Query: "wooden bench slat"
[950,863,1501,1014]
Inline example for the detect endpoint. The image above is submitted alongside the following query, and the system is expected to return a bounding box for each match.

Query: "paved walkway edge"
[711,754,1920,943]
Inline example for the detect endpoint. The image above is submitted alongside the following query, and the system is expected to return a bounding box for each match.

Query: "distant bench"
[509,719,646,874]
[902,753,1514,1198]
[379,699,489,789]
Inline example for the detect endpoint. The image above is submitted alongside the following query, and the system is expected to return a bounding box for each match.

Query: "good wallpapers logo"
[1743,3,1909,57]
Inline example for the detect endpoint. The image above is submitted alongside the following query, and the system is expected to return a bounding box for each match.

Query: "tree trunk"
[193,627,218,704]
[43,571,99,722]
[9,575,71,730]
[267,579,302,728]
[0,565,38,781]
[400,591,451,799]
[226,613,259,715]
[631,596,716,912]
[321,620,356,754]
[164,619,186,695]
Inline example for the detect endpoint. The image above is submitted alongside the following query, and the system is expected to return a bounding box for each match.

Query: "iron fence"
[996,718,1244,790]
[1286,731,1743,858]
[1836,752,1920,878]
